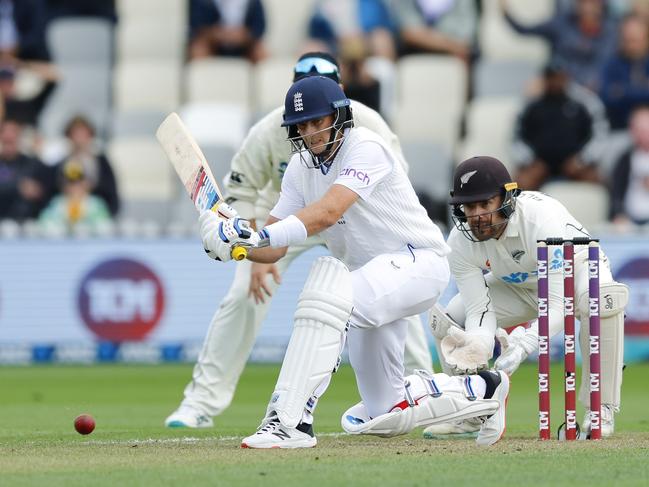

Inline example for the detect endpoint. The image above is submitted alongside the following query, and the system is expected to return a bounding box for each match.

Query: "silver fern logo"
[293,92,303,112]
[511,250,525,263]
[460,170,477,188]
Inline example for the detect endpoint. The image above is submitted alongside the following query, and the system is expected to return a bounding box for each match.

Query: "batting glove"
[494,326,538,375]
[199,211,233,261]
[218,217,261,249]
[214,202,238,219]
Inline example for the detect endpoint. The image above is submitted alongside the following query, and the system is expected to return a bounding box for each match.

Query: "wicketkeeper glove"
[494,326,538,375]
[441,327,493,375]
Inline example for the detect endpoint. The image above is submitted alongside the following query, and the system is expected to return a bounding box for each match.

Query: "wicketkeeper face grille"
[451,185,519,242]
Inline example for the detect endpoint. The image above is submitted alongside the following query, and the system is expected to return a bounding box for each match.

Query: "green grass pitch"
[1,362,648,486]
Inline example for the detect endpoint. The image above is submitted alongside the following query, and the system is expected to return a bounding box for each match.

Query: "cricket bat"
[156,112,247,261]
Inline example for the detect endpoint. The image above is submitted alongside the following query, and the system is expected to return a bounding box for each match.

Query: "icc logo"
[78,258,165,341]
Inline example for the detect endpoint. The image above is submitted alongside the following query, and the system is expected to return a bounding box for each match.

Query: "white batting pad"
[576,282,629,320]
[341,394,497,438]
[578,283,628,408]
[271,257,353,428]
[341,372,498,437]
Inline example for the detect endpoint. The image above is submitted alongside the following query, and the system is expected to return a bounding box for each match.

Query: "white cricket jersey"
[447,191,602,337]
[225,101,408,220]
[269,127,450,270]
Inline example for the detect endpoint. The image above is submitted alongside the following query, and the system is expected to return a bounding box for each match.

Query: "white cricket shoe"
[581,404,616,438]
[165,406,214,428]
[422,417,482,438]
[475,370,510,446]
[241,417,316,449]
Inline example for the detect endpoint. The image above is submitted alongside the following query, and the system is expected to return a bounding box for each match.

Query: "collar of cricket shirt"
[500,206,520,239]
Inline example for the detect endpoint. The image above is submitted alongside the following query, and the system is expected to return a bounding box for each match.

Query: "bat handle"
[231,245,247,261]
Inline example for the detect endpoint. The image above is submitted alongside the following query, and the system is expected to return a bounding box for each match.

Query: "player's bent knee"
[576,282,629,320]
[293,256,352,334]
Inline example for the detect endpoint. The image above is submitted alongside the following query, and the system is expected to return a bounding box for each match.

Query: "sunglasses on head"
[294,57,340,79]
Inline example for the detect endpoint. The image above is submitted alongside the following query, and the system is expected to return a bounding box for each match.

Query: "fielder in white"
[165,53,433,428]
[426,156,628,438]
[200,76,510,448]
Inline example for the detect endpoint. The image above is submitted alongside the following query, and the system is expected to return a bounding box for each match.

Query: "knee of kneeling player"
[349,306,383,328]
[576,282,629,320]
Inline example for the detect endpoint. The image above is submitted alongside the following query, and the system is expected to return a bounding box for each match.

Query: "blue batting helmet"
[282,76,350,128]
[281,76,353,168]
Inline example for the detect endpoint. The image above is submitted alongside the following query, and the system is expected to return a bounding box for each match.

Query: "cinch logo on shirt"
[339,167,370,185]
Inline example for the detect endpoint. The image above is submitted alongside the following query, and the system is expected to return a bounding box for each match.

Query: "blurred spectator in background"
[337,38,382,113]
[0,119,52,221]
[46,0,117,22]
[605,0,649,20]
[38,160,111,234]
[0,61,58,132]
[389,0,478,62]
[500,0,619,91]
[0,0,50,61]
[53,115,119,216]
[610,105,649,226]
[306,0,396,60]
[513,62,608,190]
[305,0,396,115]
[600,14,649,129]
[188,0,267,62]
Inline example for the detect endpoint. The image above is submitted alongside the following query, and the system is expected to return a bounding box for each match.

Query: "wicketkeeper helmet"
[450,156,521,241]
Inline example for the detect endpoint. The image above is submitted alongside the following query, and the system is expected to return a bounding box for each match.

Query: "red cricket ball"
[74,414,96,435]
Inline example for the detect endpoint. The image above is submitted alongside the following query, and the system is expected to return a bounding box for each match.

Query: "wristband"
[262,214,308,247]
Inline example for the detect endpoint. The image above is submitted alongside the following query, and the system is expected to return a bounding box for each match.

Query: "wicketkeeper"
[426,156,628,438]
[200,76,510,448]
[165,52,434,428]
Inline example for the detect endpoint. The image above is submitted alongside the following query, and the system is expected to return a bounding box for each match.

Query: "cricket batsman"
[425,156,628,438]
[165,52,434,428]
[200,76,510,448]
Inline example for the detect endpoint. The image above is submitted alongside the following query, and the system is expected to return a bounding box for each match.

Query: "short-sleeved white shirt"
[270,127,450,270]
[225,101,408,219]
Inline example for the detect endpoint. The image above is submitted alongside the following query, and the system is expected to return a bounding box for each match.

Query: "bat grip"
[231,245,247,261]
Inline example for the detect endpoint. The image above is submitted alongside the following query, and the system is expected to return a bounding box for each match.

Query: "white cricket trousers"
[348,246,450,418]
[181,239,434,417]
